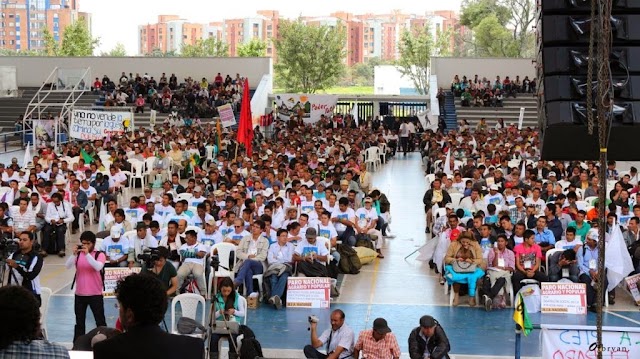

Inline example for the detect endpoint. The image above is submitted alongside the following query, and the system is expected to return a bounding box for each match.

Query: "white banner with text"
[542,324,640,359]
[286,277,331,308]
[70,109,131,140]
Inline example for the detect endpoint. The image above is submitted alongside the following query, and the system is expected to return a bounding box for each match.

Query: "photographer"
[142,246,178,297]
[6,231,43,306]
[304,309,354,359]
[129,223,158,267]
[65,231,107,341]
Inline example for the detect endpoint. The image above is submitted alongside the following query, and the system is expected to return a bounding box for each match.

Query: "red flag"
[237,78,253,156]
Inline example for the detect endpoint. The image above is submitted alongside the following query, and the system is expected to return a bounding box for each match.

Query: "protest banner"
[70,109,130,140]
[625,273,640,305]
[286,277,331,308]
[103,267,141,298]
[541,324,640,359]
[541,282,587,315]
[274,94,338,124]
[218,104,237,128]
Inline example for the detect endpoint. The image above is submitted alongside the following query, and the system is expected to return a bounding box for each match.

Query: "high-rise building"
[0,0,88,52]
[138,15,204,55]
[223,10,280,58]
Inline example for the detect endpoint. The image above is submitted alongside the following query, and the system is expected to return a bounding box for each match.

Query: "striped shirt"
[354,329,401,359]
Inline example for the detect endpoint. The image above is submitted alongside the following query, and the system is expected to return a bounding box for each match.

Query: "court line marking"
[363,256,382,325]
[605,310,640,325]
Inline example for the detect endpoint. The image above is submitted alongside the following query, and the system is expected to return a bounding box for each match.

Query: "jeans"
[400,137,409,154]
[74,295,106,341]
[72,207,83,230]
[376,216,388,236]
[268,272,289,298]
[337,227,356,246]
[234,259,263,294]
[43,223,67,253]
[304,345,328,359]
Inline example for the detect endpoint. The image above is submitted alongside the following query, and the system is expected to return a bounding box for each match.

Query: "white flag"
[605,226,635,292]
[443,148,453,176]
[351,101,359,127]
[23,142,31,168]
[520,160,526,180]
[98,200,107,232]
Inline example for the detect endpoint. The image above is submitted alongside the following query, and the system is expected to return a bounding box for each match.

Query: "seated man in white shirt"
[176,229,207,296]
[224,218,250,245]
[331,197,357,246]
[125,197,146,226]
[128,223,159,266]
[293,228,330,277]
[42,192,74,257]
[266,228,295,309]
[198,219,222,251]
[354,197,384,258]
[102,226,133,268]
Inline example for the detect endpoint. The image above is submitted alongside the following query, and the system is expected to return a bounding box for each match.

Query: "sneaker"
[58,251,66,258]
[483,295,492,312]
[273,295,282,310]
[439,277,445,285]
[268,296,275,305]
[40,250,48,258]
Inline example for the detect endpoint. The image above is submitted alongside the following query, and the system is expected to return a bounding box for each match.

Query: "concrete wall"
[0,57,272,88]
[431,57,535,89]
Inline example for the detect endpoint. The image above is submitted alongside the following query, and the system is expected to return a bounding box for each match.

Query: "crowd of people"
[451,74,536,108]
[420,123,638,312]
[93,71,243,118]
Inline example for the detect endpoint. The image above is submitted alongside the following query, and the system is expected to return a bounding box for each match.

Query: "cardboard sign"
[625,273,640,305]
[103,267,141,298]
[286,277,331,308]
[218,104,236,128]
[70,109,129,140]
[541,282,587,315]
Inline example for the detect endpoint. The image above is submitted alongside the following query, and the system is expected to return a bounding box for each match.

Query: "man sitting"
[548,249,579,283]
[481,234,515,310]
[293,228,329,277]
[512,229,548,294]
[579,229,608,312]
[265,229,294,309]
[176,230,207,296]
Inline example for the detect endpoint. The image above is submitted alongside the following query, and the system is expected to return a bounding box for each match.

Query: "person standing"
[0,286,70,358]
[65,231,107,341]
[304,309,354,359]
[408,315,451,359]
[399,119,410,156]
[6,231,43,306]
[353,318,401,359]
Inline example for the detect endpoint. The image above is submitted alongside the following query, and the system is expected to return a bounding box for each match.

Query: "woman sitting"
[210,277,245,359]
[444,233,486,307]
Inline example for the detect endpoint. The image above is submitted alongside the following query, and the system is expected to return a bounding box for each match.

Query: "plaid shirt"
[0,341,70,358]
[354,329,401,359]
[509,206,527,225]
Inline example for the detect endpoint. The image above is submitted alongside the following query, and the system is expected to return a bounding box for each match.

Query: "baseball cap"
[110,227,122,239]
[305,227,317,239]
[372,318,391,334]
[19,187,29,193]
[420,315,437,328]
[548,171,557,177]
[445,203,454,210]
[449,228,461,241]
[364,197,373,203]
[237,181,245,187]
[194,186,202,192]
[205,218,216,227]
[489,184,499,191]
[340,180,349,186]
[587,228,599,242]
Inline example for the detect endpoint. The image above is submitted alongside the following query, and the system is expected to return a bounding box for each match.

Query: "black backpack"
[71,251,106,290]
[337,244,361,274]
[238,325,263,359]
[355,233,375,250]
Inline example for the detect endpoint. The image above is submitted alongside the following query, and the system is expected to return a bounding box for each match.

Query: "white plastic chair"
[364,147,381,171]
[449,193,463,208]
[584,196,598,206]
[170,293,206,336]
[40,287,53,339]
[207,243,237,298]
[544,248,563,274]
[129,161,146,188]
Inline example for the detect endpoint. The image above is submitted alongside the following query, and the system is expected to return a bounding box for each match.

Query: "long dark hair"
[218,277,236,310]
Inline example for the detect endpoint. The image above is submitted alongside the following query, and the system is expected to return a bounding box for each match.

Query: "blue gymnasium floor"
[44,153,640,357]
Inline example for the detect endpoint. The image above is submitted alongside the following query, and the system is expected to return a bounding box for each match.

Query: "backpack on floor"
[337,244,361,274]
[238,325,263,359]
[355,233,375,250]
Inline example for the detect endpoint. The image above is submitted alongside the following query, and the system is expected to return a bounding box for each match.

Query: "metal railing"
[0,130,26,153]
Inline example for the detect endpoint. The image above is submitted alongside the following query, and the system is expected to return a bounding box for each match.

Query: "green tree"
[181,37,229,57]
[146,48,177,57]
[396,23,438,95]
[101,42,127,57]
[42,28,59,56]
[460,0,535,57]
[55,17,100,56]
[237,38,267,57]
[273,19,346,93]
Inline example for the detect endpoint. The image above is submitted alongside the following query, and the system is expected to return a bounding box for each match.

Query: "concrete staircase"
[454,94,538,128]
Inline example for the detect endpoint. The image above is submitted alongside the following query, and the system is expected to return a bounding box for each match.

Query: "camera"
[138,248,161,267]
[210,254,220,271]
[0,238,18,261]
[308,315,319,324]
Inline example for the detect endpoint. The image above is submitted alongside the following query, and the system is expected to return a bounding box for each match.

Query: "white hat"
[489,184,499,191]
[587,228,599,242]
[548,171,557,177]
[263,188,274,198]
[110,226,122,239]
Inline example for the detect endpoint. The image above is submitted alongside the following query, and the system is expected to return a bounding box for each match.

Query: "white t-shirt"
[355,207,378,228]
[225,230,250,243]
[317,223,338,242]
[80,186,97,199]
[294,239,329,257]
[101,236,131,261]
[198,230,222,251]
[188,196,206,208]
[331,208,355,232]
[525,198,546,215]
[155,204,176,219]
[300,199,315,214]
[124,208,146,225]
[179,242,206,266]
[166,212,193,226]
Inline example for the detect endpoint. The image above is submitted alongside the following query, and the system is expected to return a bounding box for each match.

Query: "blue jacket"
[534,228,556,245]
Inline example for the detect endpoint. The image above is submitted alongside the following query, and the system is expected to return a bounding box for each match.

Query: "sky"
[79,0,464,55]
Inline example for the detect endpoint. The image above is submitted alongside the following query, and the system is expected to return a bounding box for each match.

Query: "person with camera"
[6,231,43,306]
[210,277,245,359]
[128,222,158,267]
[93,273,204,359]
[43,192,74,257]
[0,285,70,358]
[0,203,14,240]
[176,229,207,296]
[142,246,178,297]
[66,231,107,341]
[304,309,354,359]
[408,315,451,359]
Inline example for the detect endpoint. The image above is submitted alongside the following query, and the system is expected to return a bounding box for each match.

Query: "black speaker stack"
[538,0,640,160]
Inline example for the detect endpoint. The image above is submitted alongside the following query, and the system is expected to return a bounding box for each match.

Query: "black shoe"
[608,295,615,305]
[429,259,436,269]
[425,227,430,234]
[589,305,598,313]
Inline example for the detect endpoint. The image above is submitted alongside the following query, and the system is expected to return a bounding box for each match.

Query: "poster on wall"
[32,120,55,148]
[70,109,129,141]
[274,94,338,124]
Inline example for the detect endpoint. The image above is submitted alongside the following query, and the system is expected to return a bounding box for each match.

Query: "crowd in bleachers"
[420,123,638,312]
[92,71,244,118]
[452,74,536,107]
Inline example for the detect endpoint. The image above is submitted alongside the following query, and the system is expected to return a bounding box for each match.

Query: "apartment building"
[0,0,89,52]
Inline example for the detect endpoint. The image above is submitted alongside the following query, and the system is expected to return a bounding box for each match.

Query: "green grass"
[272,86,374,95]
